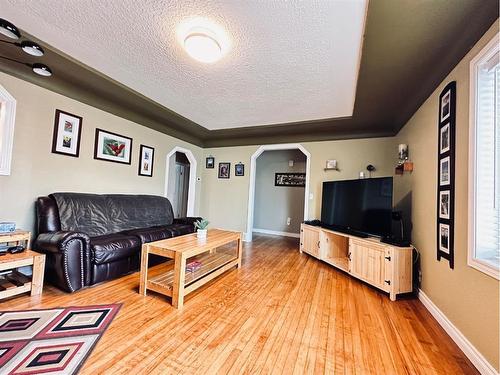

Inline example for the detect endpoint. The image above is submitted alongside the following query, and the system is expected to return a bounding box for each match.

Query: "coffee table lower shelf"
[147,252,237,297]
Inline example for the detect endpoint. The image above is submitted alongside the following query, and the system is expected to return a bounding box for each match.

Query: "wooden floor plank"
[0,235,480,375]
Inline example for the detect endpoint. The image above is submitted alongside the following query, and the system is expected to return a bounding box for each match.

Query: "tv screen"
[321,177,393,237]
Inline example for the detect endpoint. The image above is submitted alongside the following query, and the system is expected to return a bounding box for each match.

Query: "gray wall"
[253,150,306,234]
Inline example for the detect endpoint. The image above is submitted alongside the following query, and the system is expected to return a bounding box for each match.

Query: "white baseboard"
[243,232,252,242]
[418,289,499,375]
[252,228,301,239]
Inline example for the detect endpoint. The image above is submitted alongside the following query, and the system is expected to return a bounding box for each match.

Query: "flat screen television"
[321,177,393,238]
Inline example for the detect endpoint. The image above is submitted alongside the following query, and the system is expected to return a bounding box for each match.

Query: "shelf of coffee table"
[148,252,237,293]
[0,250,45,300]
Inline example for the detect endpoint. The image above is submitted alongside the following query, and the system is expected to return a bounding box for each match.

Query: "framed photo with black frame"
[51,109,83,157]
[436,81,456,268]
[235,163,244,176]
[206,156,215,169]
[94,128,133,165]
[218,162,230,179]
[274,173,306,187]
[138,144,154,177]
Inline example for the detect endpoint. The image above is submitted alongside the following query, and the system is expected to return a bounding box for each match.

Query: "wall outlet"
[287,217,291,225]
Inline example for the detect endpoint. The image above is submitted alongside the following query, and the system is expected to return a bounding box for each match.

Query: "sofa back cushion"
[50,193,174,236]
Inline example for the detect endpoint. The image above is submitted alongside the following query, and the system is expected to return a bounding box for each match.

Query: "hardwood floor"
[0,235,478,374]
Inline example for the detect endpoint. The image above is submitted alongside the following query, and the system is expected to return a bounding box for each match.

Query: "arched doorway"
[246,143,311,242]
[164,146,197,217]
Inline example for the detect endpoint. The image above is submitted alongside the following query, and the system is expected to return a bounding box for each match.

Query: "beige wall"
[200,137,395,233]
[254,150,306,234]
[0,73,204,232]
[394,22,499,370]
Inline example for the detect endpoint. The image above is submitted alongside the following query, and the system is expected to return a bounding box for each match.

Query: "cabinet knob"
[384,280,391,285]
[385,256,391,261]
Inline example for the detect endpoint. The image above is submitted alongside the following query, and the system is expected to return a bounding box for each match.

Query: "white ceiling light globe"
[183,27,223,64]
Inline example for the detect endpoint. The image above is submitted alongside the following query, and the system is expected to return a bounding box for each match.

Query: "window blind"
[474,49,500,267]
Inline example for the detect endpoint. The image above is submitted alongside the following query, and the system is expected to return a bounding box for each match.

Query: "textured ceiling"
[0,0,497,147]
[1,0,367,130]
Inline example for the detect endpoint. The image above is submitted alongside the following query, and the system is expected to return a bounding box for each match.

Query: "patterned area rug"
[0,304,121,374]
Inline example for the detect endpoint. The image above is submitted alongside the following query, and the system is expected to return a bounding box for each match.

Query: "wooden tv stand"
[300,224,413,301]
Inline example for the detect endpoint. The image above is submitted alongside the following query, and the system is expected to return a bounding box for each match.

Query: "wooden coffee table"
[139,229,242,308]
[0,250,45,301]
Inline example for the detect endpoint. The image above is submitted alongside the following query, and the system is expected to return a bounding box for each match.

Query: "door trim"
[245,143,311,242]
[164,146,197,217]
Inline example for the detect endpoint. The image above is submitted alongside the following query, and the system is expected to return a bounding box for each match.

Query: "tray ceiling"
[0,0,497,147]
[1,0,367,130]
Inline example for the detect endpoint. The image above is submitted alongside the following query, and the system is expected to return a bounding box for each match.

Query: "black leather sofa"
[35,193,201,293]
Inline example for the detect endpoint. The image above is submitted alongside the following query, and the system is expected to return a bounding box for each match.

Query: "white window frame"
[0,84,16,175]
[468,32,500,280]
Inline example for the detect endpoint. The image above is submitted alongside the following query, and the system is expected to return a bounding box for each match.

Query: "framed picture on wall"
[206,156,215,168]
[440,123,450,154]
[218,162,230,178]
[138,144,154,177]
[439,156,450,186]
[94,128,132,164]
[439,190,450,219]
[235,163,244,176]
[440,89,451,122]
[51,109,83,157]
[275,173,306,187]
[439,223,450,254]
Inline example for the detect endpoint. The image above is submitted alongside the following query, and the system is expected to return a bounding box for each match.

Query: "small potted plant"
[194,219,209,239]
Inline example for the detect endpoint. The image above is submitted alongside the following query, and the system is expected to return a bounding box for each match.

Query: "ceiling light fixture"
[184,28,222,63]
[31,63,52,76]
[0,39,45,57]
[0,18,20,40]
[0,56,52,77]
[21,41,44,56]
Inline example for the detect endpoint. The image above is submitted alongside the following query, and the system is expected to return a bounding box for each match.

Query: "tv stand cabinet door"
[300,225,320,258]
[349,240,389,292]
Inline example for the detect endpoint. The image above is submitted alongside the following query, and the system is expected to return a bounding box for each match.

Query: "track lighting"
[0,18,51,76]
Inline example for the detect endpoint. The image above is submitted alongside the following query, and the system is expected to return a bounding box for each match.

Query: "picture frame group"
[436,82,456,267]
[51,109,155,177]
[212,159,244,178]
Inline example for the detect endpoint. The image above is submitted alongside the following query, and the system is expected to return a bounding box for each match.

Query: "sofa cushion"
[122,226,174,244]
[90,233,141,265]
[51,193,175,236]
[164,224,194,237]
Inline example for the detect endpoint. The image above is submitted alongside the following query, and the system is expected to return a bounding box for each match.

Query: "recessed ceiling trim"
[0,0,497,148]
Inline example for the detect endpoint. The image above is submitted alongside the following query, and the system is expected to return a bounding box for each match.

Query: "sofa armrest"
[35,231,90,293]
[173,217,203,230]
